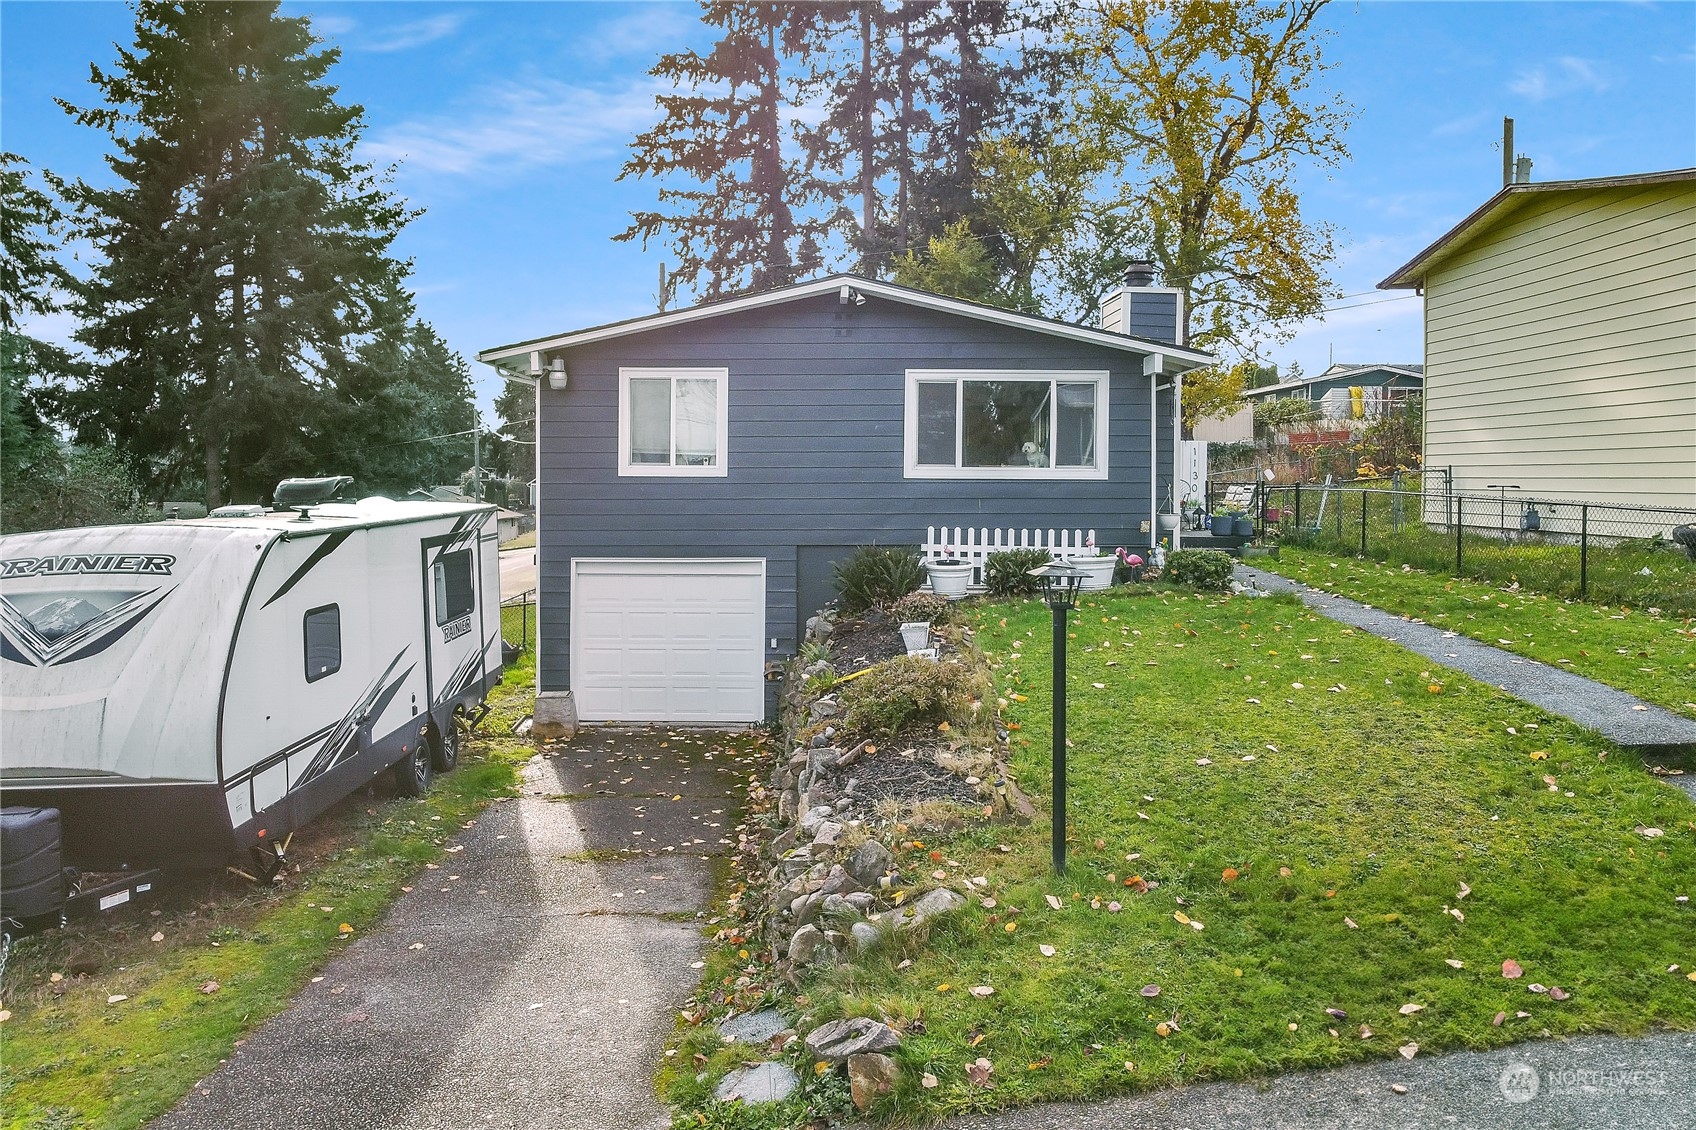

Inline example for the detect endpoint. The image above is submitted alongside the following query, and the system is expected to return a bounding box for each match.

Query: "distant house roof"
[1379,168,1696,289]
[477,273,1217,372]
[1241,363,1424,398]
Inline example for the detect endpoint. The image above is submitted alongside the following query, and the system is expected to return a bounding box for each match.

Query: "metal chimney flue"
[1514,155,1533,184]
[1502,117,1514,188]
[1121,259,1157,288]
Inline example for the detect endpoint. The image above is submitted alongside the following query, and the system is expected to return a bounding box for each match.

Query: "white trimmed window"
[618,368,729,477]
[904,370,1109,479]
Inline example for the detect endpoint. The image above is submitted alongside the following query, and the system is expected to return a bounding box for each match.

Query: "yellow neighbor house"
[1380,168,1695,512]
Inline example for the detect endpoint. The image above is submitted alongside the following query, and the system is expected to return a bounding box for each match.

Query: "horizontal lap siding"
[536,296,1158,700]
[1424,182,1696,508]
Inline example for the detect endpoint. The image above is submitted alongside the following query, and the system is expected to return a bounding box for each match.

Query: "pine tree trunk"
[858,3,875,275]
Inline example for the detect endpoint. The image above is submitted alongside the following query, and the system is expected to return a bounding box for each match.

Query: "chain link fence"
[500,589,536,654]
[1250,479,1696,615]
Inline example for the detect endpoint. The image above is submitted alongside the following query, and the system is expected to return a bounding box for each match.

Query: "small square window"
[304,604,341,683]
[433,550,476,624]
[619,368,729,476]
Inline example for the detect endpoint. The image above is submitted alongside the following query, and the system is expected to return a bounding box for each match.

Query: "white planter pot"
[899,621,933,653]
[1064,555,1117,591]
[925,560,973,600]
[1157,512,1180,532]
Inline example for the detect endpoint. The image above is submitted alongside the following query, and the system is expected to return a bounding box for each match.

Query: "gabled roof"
[477,273,1217,372]
[1379,168,1696,289]
[1241,363,1424,397]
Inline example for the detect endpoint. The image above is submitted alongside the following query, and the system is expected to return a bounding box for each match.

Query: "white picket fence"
[922,525,1098,586]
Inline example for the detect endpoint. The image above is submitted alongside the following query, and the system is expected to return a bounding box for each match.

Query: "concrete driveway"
[499,546,537,601]
[152,728,752,1130]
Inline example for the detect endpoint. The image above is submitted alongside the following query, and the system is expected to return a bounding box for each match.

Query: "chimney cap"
[1122,259,1158,288]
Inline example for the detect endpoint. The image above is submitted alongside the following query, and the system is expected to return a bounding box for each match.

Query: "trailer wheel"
[394,740,433,797]
[430,712,461,773]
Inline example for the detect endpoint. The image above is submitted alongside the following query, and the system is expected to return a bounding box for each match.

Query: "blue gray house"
[1241,362,1424,420]
[477,271,1214,731]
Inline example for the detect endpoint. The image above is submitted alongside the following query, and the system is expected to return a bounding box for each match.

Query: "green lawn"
[1259,548,1696,718]
[673,586,1696,1124]
[0,664,536,1130]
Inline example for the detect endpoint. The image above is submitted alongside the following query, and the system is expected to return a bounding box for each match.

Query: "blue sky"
[4,1,1693,421]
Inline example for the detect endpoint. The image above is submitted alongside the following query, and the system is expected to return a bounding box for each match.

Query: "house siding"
[1422,181,1696,508]
[536,294,1167,707]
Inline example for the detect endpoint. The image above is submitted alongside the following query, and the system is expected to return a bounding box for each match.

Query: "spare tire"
[2,807,65,921]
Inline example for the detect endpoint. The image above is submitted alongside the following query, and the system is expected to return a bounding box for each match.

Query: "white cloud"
[1509,56,1610,102]
[311,14,357,38]
[585,5,697,61]
[362,76,663,177]
[362,13,466,53]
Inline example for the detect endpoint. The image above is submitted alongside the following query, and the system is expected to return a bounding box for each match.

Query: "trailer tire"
[394,740,433,797]
[430,712,461,774]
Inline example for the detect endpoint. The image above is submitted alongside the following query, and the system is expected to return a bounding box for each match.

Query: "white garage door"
[571,558,765,723]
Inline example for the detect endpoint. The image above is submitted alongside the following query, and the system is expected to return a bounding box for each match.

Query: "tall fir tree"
[60,1,415,508]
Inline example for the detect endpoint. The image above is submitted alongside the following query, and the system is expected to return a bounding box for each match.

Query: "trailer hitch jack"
[248,831,293,883]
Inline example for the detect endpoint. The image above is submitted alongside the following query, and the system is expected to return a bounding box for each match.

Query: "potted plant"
[899,621,933,652]
[1064,534,1116,591]
[1210,508,1237,534]
[1157,489,1180,533]
[1234,513,1255,538]
[924,547,973,599]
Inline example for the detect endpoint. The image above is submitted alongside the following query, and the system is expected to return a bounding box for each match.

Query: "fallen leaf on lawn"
[0,1010,9,1023]
[409,942,425,950]
[1502,959,1524,979]
[1325,1008,1347,1019]
[1222,867,1239,882]
[981,897,997,909]
[1279,866,1292,877]
[936,983,953,992]
[1457,881,1471,900]
[1124,1060,1137,1072]
[1549,987,1570,1001]
[1288,1022,1299,1031]
[151,931,164,943]
[1359,1024,1374,1039]
[1344,917,1358,929]
[1090,897,1102,909]
[1428,684,1443,694]
[969,1032,986,1047]
[1445,959,1465,969]
[1447,907,1465,922]
[1155,1022,1171,1037]
[1492,1011,1506,1027]
[1173,911,1191,925]
[198,980,219,994]
[1516,1010,1532,1019]
[444,844,464,853]
[1140,984,1161,997]
[1637,826,1665,838]
[966,1057,994,1087]
[1045,894,1064,911]
[1124,877,1149,893]
[1399,1042,1419,1060]
[1028,1055,1053,1069]
[338,923,354,935]
[1004,921,1017,932]
[1527,983,1549,994]
[815,1061,832,1076]
[50,972,62,983]
[1195,758,1212,766]
[921,1072,938,1089]
[1092,682,1106,689]
[1529,750,1548,760]
[1039,944,1057,957]
[1190,918,1205,930]
[1399,1003,1425,1015]
[1107,901,1122,912]
[107,995,127,1004]
[969,985,995,998]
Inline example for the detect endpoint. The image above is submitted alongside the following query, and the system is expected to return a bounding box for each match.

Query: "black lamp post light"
[1027,561,1087,874]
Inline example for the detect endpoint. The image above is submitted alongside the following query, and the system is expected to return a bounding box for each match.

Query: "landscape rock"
[718,1008,789,1045]
[846,839,894,887]
[790,892,824,925]
[849,921,885,952]
[847,1052,899,1111]
[811,820,845,848]
[844,892,875,913]
[820,864,861,896]
[800,806,835,834]
[714,1062,799,1103]
[904,887,967,926]
[788,924,824,965]
[804,1017,901,1064]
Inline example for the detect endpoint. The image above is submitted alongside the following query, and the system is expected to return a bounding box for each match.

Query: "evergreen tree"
[2,154,74,522]
[489,377,535,485]
[59,1,415,508]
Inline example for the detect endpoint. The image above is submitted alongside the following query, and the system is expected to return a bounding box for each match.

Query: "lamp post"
[1027,562,1086,874]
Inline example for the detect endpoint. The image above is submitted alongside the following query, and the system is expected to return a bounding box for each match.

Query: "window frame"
[432,550,476,625]
[617,367,730,477]
[302,603,342,684]
[902,369,1111,480]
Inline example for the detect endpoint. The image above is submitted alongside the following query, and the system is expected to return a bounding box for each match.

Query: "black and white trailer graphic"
[0,496,503,890]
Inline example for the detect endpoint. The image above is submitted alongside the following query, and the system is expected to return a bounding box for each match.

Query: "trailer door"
[421,521,487,711]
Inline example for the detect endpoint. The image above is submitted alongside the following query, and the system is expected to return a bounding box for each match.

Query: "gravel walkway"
[1237,564,1696,750]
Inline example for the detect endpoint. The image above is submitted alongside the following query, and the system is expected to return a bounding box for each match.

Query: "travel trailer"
[1,485,503,928]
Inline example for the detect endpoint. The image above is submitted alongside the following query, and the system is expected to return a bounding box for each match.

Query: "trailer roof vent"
[209,504,266,518]
[272,476,354,510]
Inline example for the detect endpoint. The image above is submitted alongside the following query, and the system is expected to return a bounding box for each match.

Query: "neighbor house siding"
[535,295,1164,702]
[1422,181,1696,508]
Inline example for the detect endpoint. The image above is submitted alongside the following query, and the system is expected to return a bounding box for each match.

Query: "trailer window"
[433,551,475,624]
[304,605,341,682]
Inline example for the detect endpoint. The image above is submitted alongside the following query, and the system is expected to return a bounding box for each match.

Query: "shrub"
[982,548,1054,596]
[841,655,988,737]
[1164,548,1236,591]
[834,545,925,612]
[888,590,954,625]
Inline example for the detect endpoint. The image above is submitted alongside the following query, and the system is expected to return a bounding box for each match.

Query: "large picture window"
[618,368,729,476]
[905,370,1109,479]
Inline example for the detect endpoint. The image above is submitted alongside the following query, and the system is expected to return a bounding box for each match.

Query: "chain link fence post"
[1360,488,1369,555]
[1455,494,1464,574]
[1579,505,1589,599]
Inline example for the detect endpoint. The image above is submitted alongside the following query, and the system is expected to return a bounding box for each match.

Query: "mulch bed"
[813,739,982,809]
[827,610,908,675]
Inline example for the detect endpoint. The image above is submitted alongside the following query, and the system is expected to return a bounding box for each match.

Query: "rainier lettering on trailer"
[0,554,176,579]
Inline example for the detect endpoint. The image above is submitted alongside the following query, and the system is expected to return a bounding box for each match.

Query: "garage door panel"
[571,558,766,723]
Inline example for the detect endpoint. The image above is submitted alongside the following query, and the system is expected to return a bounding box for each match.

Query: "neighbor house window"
[904,370,1109,479]
[303,604,341,683]
[618,368,729,476]
[433,551,475,624]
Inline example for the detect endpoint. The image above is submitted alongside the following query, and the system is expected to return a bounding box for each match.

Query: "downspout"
[1149,373,1158,549]
[1172,369,1183,551]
